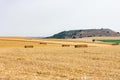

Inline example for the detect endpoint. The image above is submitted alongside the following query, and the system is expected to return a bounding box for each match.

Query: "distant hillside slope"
[49,29,120,38]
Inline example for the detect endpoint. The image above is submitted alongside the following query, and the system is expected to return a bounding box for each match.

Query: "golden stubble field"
[0,37,119,80]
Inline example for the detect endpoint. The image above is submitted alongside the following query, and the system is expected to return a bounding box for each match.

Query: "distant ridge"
[49,28,120,39]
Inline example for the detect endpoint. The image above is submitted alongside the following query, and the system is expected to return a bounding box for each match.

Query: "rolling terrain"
[0,37,119,80]
[50,29,120,38]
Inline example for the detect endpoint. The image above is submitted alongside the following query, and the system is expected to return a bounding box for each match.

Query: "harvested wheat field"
[0,37,119,80]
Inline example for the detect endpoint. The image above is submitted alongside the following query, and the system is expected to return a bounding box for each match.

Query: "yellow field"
[0,37,119,80]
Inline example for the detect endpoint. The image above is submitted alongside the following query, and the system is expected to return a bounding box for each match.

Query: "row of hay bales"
[24,41,88,48]
[24,42,47,48]
[62,44,88,48]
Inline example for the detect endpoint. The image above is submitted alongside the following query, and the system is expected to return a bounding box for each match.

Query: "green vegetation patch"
[98,39,120,43]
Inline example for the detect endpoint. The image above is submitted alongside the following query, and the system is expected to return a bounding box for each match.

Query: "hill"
[49,28,120,38]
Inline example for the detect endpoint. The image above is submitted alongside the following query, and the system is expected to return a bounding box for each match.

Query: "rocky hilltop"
[49,28,120,38]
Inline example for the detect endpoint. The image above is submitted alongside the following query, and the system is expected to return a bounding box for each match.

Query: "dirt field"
[0,37,119,80]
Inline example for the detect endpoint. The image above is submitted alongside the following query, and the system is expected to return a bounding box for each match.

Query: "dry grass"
[0,37,119,80]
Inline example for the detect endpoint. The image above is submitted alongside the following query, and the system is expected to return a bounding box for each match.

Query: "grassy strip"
[98,40,120,43]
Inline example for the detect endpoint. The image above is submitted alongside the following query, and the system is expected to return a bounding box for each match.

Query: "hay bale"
[24,45,34,48]
[62,44,70,47]
[74,44,88,48]
[40,42,47,45]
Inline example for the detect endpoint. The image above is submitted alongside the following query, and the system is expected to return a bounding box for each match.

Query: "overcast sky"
[0,0,120,36]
